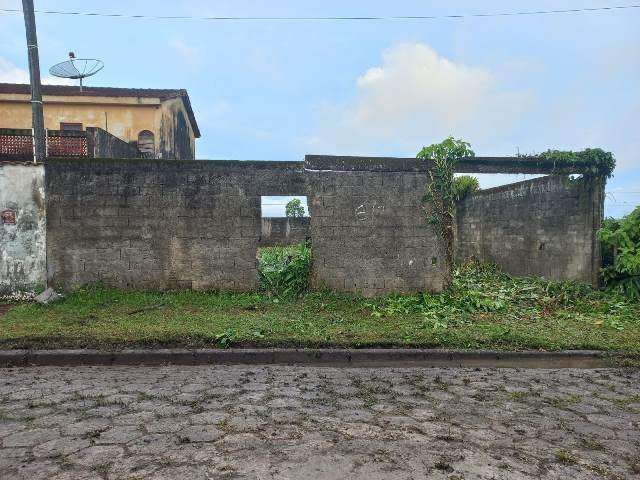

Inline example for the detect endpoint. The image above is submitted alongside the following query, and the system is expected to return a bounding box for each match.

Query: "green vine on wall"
[538,148,616,178]
[417,137,475,285]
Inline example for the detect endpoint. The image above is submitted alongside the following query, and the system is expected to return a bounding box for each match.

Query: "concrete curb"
[0,348,629,369]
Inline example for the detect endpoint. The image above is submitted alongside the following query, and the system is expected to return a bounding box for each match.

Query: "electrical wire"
[0,5,639,21]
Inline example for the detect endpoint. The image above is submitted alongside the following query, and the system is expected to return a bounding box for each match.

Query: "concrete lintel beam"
[305,155,597,175]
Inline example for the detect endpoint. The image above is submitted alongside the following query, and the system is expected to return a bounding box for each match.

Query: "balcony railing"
[0,128,87,161]
[47,131,88,157]
[0,129,36,160]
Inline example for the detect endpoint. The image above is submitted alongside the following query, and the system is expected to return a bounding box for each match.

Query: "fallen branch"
[127,303,165,315]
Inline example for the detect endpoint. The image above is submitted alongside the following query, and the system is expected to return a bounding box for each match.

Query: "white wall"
[0,163,46,294]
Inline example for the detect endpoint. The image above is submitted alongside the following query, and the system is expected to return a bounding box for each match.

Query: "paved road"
[0,365,638,479]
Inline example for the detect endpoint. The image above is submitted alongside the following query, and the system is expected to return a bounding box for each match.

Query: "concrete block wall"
[45,158,304,291]
[305,156,447,297]
[86,127,140,159]
[259,217,310,247]
[42,156,605,295]
[0,162,46,294]
[455,175,604,285]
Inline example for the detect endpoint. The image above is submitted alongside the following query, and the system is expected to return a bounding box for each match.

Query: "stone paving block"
[94,425,142,444]
[61,418,110,437]
[178,424,224,443]
[32,437,90,458]
[0,365,637,479]
[2,428,58,448]
[126,433,177,456]
[9,458,61,480]
[67,444,124,467]
[188,411,227,425]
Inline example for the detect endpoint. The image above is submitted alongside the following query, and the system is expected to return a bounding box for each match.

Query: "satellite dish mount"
[49,52,104,92]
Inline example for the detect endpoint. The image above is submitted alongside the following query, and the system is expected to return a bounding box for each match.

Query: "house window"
[60,122,83,131]
[137,130,155,157]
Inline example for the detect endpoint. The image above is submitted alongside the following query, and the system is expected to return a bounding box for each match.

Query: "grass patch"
[507,390,529,401]
[555,449,578,465]
[1,261,639,352]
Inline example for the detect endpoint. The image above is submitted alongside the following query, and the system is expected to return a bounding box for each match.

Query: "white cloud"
[0,57,28,83]
[169,39,200,67]
[307,43,534,156]
[0,57,74,85]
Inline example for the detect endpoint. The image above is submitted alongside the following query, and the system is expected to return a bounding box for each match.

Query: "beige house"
[0,83,200,160]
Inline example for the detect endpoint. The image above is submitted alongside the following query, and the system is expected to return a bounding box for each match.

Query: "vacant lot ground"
[1,365,638,479]
[1,263,639,352]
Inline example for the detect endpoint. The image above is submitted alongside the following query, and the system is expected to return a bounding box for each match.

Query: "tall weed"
[257,243,312,297]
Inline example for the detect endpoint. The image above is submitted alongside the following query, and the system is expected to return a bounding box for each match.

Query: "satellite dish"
[49,52,104,92]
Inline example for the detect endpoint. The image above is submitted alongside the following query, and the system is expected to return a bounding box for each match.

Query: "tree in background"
[285,198,305,218]
[598,206,640,299]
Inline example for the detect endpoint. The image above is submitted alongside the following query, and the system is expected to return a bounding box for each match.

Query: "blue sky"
[1,0,638,217]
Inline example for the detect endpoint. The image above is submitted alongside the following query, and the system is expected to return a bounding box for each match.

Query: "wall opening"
[260,196,308,218]
[257,196,311,296]
[258,196,310,248]
[60,122,83,131]
[137,130,155,157]
[459,172,545,191]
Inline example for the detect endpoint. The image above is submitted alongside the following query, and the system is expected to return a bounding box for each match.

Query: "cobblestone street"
[1,365,638,479]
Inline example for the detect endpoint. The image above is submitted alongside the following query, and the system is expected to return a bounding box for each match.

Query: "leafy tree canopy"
[285,198,305,218]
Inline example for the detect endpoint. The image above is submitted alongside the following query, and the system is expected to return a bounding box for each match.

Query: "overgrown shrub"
[453,175,479,201]
[539,148,616,178]
[367,259,604,327]
[598,206,640,299]
[601,217,619,267]
[257,242,312,297]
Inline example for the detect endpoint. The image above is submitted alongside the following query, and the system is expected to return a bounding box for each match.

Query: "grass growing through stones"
[555,449,578,465]
[1,261,639,352]
[580,437,605,451]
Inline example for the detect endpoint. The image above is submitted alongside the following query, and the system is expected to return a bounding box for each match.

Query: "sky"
[0,0,639,217]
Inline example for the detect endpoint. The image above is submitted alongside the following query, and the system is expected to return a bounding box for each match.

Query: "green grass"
[1,261,639,352]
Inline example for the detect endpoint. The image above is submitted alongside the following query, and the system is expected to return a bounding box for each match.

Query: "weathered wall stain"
[159,100,195,160]
[0,163,46,294]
